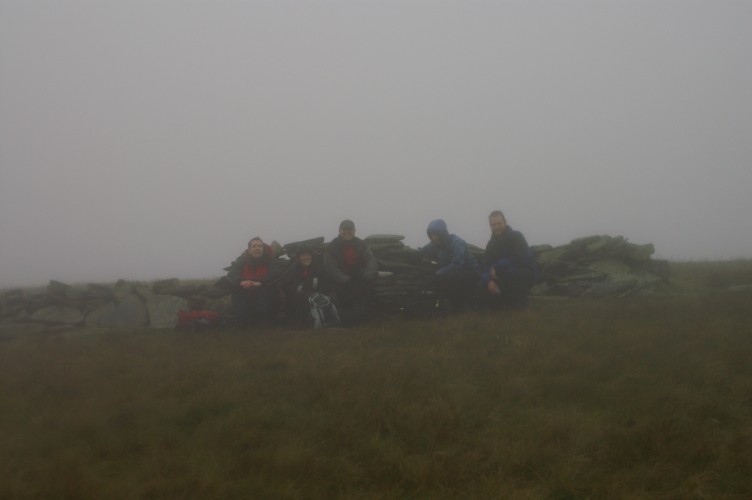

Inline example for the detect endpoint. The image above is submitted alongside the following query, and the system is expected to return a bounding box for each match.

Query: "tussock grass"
[669,259,752,292]
[2,291,752,498]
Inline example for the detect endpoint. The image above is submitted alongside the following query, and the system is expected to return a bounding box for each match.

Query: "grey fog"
[1,0,751,287]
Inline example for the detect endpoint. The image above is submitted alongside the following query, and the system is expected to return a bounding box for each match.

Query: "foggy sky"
[1,0,751,287]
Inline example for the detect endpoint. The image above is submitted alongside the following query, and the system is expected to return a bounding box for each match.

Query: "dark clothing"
[480,225,536,286]
[429,268,480,312]
[225,244,283,287]
[231,287,279,325]
[420,219,480,310]
[279,260,329,326]
[480,225,537,309]
[280,260,328,295]
[421,219,480,276]
[224,244,283,326]
[324,236,378,323]
[323,236,378,283]
[329,276,373,325]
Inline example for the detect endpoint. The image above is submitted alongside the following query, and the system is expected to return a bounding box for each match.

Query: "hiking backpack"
[308,292,341,328]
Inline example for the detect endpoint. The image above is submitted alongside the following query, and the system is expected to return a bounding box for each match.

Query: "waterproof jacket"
[420,219,479,276]
[323,236,378,284]
[279,259,328,295]
[225,243,283,287]
[481,225,538,286]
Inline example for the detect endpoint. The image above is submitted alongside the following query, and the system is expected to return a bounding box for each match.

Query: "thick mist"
[1,1,751,287]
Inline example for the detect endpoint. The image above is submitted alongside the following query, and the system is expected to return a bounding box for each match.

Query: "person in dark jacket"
[481,210,538,309]
[323,219,378,321]
[419,219,480,312]
[225,237,282,326]
[279,245,330,327]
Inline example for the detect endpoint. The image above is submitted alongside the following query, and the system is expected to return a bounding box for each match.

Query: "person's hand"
[240,280,260,288]
[487,280,500,294]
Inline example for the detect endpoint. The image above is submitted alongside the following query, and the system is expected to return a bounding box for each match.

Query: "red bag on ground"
[177,310,220,329]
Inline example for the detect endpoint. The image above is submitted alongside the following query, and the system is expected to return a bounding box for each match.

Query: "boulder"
[86,283,112,298]
[624,243,655,262]
[85,294,149,329]
[365,234,405,242]
[570,235,610,248]
[530,244,553,254]
[556,270,607,283]
[587,259,632,275]
[535,246,572,265]
[151,280,208,298]
[205,295,233,317]
[47,280,72,296]
[30,305,84,325]
[1,290,27,318]
[113,280,136,300]
[585,236,630,257]
[152,278,180,294]
[368,241,406,253]
[82,296,111,314]
[145,294,189,329]
[26,292,59,310]
[283,237,326,257]
[135,286,155,301]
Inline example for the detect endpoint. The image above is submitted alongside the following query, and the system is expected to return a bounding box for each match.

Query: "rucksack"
[176,310,221,331]
[308,293,341,328]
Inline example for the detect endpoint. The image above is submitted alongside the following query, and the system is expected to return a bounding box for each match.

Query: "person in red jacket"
[225,237,282,326]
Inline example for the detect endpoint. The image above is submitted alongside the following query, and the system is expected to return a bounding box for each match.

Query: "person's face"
[489,215,507,237]
[339,227,355,241]
[298,253,313,266]
[248,240,264,258]
[430,234,442,245]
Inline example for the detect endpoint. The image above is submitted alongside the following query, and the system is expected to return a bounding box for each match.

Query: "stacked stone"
[0,278,233,332]
[0,234,673,333]
[364,235,436,311]
[281,237,326,258]
[282,234,436,311]
[360,234,668,301]
[532,235,669,298]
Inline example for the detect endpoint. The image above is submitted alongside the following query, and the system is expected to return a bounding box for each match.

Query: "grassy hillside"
[668,259,752,293]
[1,262,752,498]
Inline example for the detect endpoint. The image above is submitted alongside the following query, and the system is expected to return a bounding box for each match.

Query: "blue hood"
[426,219,449,241]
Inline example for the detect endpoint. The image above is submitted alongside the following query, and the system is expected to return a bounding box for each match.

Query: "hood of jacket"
[426,219,449,243]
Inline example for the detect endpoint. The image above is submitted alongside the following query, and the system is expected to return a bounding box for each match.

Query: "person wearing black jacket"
[323,219,378,321]
[480,211,538,309]
[225,237,283,326]
[279,245,329,326]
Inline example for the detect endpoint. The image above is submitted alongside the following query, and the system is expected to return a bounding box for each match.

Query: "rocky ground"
[0,234,673,333]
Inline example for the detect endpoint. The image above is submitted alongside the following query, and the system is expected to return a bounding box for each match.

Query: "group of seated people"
[225,211,538,328]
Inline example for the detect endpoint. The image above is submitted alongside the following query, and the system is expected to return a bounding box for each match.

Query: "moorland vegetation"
[1,260,751,498]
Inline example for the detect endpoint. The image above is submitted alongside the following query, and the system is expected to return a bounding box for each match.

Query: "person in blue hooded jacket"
[419,219,480,311]
[480,210,538,309]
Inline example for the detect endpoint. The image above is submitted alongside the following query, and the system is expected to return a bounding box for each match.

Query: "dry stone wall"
[0,234,669,331]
